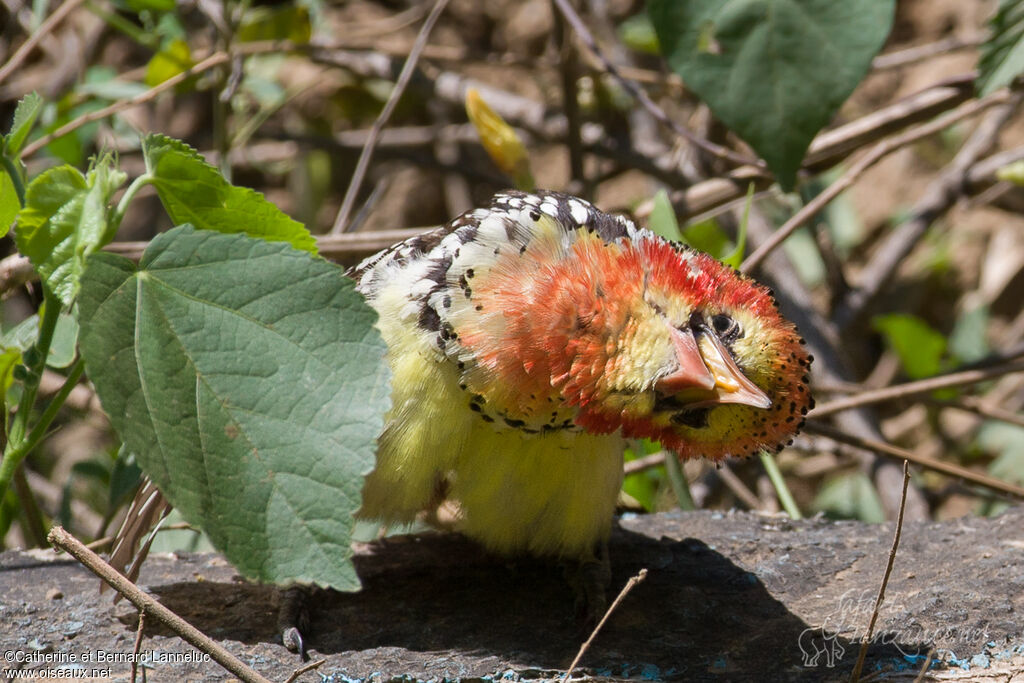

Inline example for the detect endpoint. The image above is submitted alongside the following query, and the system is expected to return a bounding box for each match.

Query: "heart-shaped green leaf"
[78,226,390,589]
[649,0,895,189]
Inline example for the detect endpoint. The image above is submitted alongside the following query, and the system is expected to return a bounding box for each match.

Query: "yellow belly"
[357,284,625,559]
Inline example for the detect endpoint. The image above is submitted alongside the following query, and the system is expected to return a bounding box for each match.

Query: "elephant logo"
[798,626,846,667]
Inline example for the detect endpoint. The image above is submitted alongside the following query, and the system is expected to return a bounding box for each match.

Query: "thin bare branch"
[563,568,648,681]
[803,423,1024,500]
[48,526,274,683]
[849,461,911,683]
[835,93,1022,329]
[550,0,760,170]
[740,89,1014,274]
[330,0,451,234]
[21,52,232,158]
[0,0,89,86]
[810,358,1024,418]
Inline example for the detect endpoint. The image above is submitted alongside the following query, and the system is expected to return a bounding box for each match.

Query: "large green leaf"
[977,0,1024,96]
[648,0,895,189]
[15,156,126,306]
[141,134,317,255]
[78,226,389,589]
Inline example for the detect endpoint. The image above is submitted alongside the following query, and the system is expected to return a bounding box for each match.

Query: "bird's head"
[447,192,812,460]
[539,231,814,460]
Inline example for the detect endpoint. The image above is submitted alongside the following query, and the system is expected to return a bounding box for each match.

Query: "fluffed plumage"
[352,190,813,563]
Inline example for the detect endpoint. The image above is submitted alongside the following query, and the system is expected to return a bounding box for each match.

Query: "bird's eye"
[711,314,742,343]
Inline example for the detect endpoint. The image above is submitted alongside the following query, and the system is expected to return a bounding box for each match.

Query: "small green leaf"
[978,423,1024,485]
[618,13,660,55]
[682,218,731,257]
[0,348,21,393]
[141,134,317,255]
[1,312,79,369]
[144,39,195,88]
[996,160,1024,185]
[813,471,885,523]
[872,313,947,380]
[0,172,18,237]
[78,226,390,589]
[977,0,1024,96]
[237,5,312,43]
[15,155,127,306]
[950,304,990,364]
[3,92,43,156]
[124,0,176,12]
[647,189,684,242]
[648,0,895,189]
[720,183,753,268]
[108,447,143,509]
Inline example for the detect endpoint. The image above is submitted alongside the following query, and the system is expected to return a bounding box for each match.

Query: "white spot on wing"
[569,199,589,225]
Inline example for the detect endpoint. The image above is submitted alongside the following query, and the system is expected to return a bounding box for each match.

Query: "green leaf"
[618,13,661,55]
[15,156,127,307]
[0,313,79,369]
[872,313,947,380]
[647,189,684,241]
[108,447,143,509]
[813,471,885,523]
[721,182,753,268]
[78,226,391,589]
[237,5,312,43]
[124,0,176,12]
[0,172,18,237]
[682,218,731,258]
[3,92,43,156]
[0,348,21,394]
[648,0,895,189]
[977,0,1024,96]
[141,134,317,255]
[144,39,195,88]
[978,422,1024,485]
[997,159,1024,185]
[950,304,990,364]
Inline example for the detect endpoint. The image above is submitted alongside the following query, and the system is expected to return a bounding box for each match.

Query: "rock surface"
[1,508,1022,682]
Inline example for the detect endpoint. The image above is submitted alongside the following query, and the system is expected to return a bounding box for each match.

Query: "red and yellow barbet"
[352,190,812,609]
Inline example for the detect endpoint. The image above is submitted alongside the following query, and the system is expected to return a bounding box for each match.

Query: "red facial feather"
[459,227,811,458]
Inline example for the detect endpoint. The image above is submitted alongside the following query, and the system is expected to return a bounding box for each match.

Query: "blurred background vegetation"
[1,0,1022,553]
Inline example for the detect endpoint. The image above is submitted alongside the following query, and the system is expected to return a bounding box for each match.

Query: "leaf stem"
[83,0,160,50]
[110,173,152,233]
[759,450,802,519]
[1,154,26,208]
[663,450,696,511]
[0,287,64,504]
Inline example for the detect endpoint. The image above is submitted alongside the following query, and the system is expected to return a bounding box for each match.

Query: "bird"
[350,189,813,619]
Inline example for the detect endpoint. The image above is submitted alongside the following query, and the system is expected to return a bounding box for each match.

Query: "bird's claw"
[566,543,611,631]
[277,586,312,660]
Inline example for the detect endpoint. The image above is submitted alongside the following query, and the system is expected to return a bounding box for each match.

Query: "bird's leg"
[277,586,312,660]
[564,541,611,629]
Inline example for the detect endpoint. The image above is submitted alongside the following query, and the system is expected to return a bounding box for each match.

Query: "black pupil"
[712,314,738,339]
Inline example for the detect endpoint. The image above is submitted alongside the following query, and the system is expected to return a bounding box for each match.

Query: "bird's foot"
[564,542,611,631]
[277,586,312,660]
